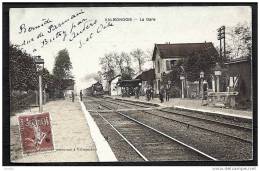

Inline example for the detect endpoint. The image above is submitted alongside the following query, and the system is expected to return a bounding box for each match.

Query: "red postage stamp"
[18,112,54,154]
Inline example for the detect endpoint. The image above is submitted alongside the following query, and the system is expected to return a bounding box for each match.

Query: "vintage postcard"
[3,3,257,166]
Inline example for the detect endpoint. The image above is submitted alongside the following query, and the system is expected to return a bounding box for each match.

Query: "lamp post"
[211,75,216,92]
[200,71,205,99]
[167,80,171,101]
[138,82,142,98]
[213,63,222,92]
[34,56,44,113]
[44,84,48,104]
[180,73,185,99]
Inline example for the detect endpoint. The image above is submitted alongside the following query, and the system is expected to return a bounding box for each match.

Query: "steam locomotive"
[85,82,104,97]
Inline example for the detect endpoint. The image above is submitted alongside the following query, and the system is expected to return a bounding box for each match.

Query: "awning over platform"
[117,79,142,87]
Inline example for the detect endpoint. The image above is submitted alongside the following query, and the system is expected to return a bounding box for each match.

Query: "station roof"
[65,85,74,90]
[109,75,121,83]
[152,42,218,60]
[135,69,155,81]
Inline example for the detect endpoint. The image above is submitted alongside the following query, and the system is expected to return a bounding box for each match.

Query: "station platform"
[10,98,117,162]
[106,96,253,120]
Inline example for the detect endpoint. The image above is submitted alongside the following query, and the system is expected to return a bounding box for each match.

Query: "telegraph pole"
[217,26,226,58]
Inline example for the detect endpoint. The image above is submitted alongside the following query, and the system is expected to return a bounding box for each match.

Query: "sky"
[9,6,251,90]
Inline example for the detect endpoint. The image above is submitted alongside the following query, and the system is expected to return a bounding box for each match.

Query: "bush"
[10,90,37,115]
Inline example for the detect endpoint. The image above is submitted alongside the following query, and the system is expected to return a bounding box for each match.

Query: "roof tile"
[152,42,218,60]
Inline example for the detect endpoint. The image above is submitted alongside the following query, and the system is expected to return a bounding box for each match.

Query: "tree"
[99,51,135,81]
[226,23,252,59]
[121,66,135,80]
[9,44,38,91]
[96,71,103,83]
[9,44,56,112]
[122,52,131,67]
[130,48,147,73]
[99,53,117,81]
[53,49,73,80]
[145,49,153,62]
[42,68,56,91]
[163,59,184,84]
[113,52,124,75]
[120,52,135,80]
[52,49,73,91]
[182,46,219,82]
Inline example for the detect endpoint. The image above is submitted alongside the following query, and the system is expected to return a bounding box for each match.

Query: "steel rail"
[140,109,252,144]
[101,99,252,144]
[96,102,218,161]
[158,109,252,130]
[86,101,148,161]
[95,111,149,161]
[106,97,252,130]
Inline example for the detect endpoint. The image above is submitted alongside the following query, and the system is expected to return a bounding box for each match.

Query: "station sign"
[18,112,54,154]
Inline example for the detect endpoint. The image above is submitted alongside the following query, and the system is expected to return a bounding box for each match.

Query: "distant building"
[152,42,218,94]
[224,57,251,108]
[110,75,121,96]
[63,81,75,98]
[135,69,155,95]
[64,86,74,97]
[51,78,75,99]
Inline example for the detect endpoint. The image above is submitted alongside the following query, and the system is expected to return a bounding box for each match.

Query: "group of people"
[69,86,172,103]
[70,90,83,102]
[145,85,170,103]
[158,85,171,103]
[145,86,154,101]
[121,87,131,97]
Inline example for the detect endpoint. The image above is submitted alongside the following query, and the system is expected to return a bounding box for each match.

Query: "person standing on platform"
[80,90,83,101]
[146,86,151,101]
[159,86,165,103]
[71,91,74,102]
[202,81,208,106]
[136,86,140,99]
[165,85,170,102]
[151,87,154,100]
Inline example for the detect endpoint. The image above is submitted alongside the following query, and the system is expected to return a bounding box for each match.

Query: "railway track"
[85,96,253,160]
[104,97,252,129]
[86,100,216,161]
[86,96,252,160]
[99,97,252,143]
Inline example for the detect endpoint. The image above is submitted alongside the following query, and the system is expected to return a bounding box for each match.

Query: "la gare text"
[105,17,156,22]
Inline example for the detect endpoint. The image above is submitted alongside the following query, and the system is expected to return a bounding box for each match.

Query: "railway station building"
[135,69,155,95]
[152,42,218,94]
[110,75,122,96]
[224,57,252,108]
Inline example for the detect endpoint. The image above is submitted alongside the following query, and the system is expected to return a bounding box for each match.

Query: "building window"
[166,60,171,71]
[166,60,177,71]
[157,61,160,73]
